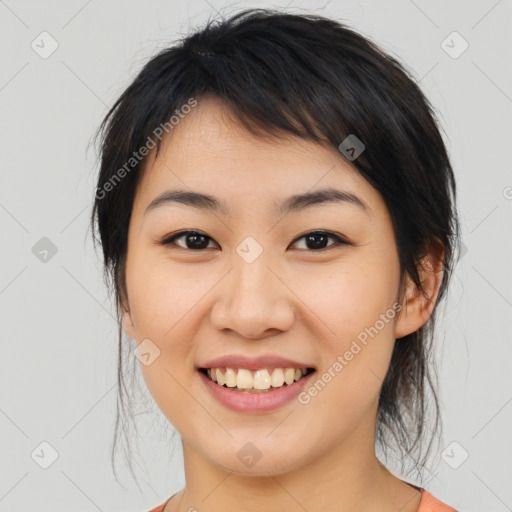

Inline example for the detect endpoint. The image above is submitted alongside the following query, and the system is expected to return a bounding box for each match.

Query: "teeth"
[225,368,237,388]
[270,368,285,387]
[204,367,310,390]
[253,369,272,390]
[236,369,253,389]
[216,368,225,386]
[284,368,296,385]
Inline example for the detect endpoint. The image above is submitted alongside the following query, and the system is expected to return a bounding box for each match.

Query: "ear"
[394,243,445,339]
[121,304,137,340]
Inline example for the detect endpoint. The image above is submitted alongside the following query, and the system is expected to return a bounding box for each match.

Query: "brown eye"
[161,231,218,250]
[160,230,349,252]
[290,231,349,251]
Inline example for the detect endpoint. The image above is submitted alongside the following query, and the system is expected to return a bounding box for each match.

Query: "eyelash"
[159,230,351,252]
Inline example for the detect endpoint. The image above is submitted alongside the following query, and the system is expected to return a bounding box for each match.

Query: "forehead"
[133,96,383,217]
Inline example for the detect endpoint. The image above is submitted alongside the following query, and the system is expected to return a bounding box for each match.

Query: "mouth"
[198,367,316,393]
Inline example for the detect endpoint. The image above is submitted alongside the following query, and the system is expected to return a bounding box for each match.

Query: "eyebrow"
[144,187,370,217]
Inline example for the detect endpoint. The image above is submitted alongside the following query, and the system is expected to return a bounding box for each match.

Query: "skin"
[121,95,444,512]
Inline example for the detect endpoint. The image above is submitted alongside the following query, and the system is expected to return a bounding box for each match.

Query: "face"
[121,95,423,477]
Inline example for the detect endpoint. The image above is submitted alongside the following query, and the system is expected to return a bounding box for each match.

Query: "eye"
[160,230,219,250]
[160,230,350,251]
[289,230,349,251]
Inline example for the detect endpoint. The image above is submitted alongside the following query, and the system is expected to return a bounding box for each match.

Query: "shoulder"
[147,494,174,512]
[148,489,457,512]
[417,488,458,512]
[147,504,166,512]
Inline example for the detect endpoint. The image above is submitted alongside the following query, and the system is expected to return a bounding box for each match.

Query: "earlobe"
[121,306,136,339]
[394,283,418,339]
[394,248,444,339]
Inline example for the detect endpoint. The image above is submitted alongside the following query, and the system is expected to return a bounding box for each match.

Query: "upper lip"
[198,354,316,371]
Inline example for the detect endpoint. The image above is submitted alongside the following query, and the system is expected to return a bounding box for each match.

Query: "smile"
[198,367,317,412]
[199,367,315,393]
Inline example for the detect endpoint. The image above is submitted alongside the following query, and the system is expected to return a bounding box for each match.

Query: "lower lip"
[198,369,315,413]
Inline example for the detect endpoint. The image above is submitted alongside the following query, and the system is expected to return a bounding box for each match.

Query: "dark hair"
[90,8,461,486]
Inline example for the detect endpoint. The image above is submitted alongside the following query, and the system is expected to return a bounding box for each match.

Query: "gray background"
[1,0,511,511]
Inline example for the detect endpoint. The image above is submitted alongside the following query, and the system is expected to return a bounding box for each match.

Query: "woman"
[91,8,461,511]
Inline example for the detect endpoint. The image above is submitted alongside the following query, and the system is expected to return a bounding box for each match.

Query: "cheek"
[127,256,204,335]
[126,257,200,388]
[130,265,203,427]
[294,261,398,415]
[291,259,396,344]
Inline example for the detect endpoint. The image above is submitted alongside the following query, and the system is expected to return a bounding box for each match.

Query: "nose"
[210,251,295,340]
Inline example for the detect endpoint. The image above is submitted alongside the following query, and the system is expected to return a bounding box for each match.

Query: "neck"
[169,412,421,512]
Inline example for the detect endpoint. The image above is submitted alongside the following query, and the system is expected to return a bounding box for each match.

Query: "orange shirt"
[416,488,457,511]
[147,488,456,512]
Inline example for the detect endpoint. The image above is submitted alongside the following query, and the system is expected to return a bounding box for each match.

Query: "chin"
[209,446,306,477]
